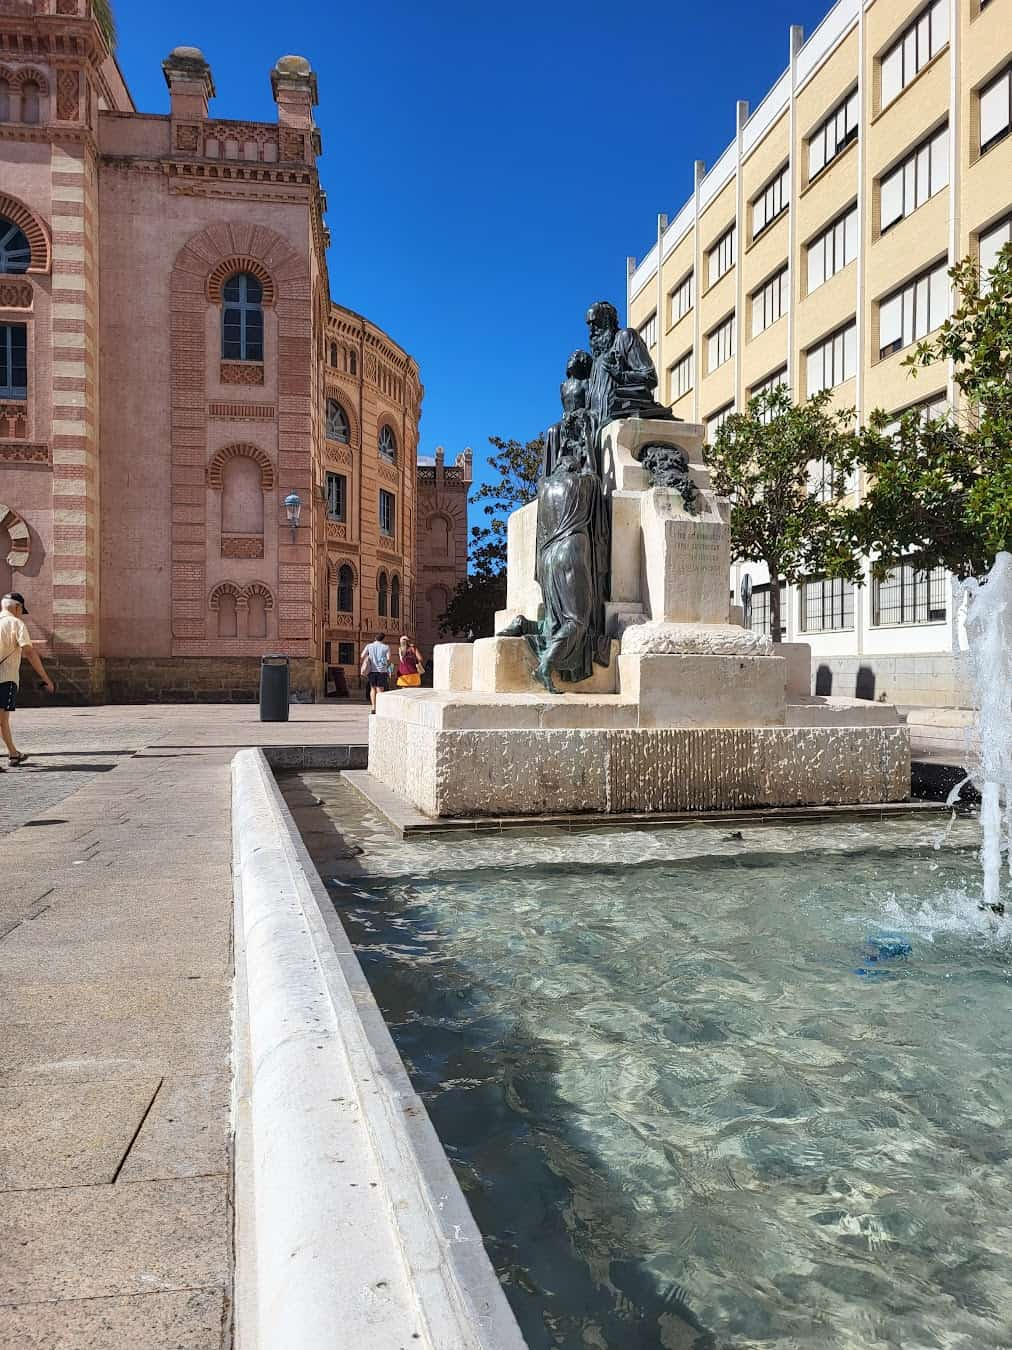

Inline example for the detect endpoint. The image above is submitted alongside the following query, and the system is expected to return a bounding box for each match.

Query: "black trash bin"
[259,654,290,722]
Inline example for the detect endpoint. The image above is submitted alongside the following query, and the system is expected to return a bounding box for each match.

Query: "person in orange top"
[395,635,425,688]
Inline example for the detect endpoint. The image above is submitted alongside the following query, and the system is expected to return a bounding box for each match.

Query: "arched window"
[390,574,400,621]
[329,341,338,367]
[247,590,267,639]
[20,81,40,126]
[348,350,357,375]
[378,425,396,463]
[378,570,388,618]
[217,592,238,638]
[0,80,10,124]
[337,564,353,613]
[220,455,264,535]
[326,398,350,443]
[0,219,31,274]
[221,272,264,362]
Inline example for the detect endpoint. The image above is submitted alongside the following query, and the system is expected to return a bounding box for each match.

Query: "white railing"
[742,69,791,159]
[699,140,737,211]
[795,0,861,89]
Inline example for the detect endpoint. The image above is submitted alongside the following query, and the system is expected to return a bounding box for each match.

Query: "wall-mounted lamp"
[284,490,302,544]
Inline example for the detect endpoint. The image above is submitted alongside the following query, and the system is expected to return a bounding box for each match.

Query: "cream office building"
[626,0,1011,707]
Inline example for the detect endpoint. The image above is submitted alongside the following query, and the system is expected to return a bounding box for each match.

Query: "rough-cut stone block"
[619,653,787,727]
[432,642,473,692]
[472,636,619,695]
[609,492,643,604]
[599,417,709,496]
[620,621,772,657]
[786,695,901,728]
[504,499,541,619]
[367,716,910,818]
[640,488,730,624]
[779,641,812,697]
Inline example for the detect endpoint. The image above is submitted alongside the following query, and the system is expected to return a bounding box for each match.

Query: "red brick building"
[0,1,467,701]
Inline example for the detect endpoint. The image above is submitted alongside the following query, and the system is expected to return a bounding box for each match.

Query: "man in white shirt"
[360,631,391,713]
[0,592,54,770]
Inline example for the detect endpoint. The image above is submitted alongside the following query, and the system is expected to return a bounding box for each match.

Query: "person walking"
[360,631,391,713]
[0,592,54,770]
[395,635,425,688]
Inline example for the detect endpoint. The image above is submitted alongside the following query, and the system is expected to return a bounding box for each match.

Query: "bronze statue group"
[499,300,674,693]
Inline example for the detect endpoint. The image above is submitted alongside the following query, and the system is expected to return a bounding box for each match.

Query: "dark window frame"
[872,564,948,626]
[0,218,31,274]
[379,489,395,537]
[336,563,354,613]
[221,272,264,363]
[0,321,28,398]
[325,471,346,522]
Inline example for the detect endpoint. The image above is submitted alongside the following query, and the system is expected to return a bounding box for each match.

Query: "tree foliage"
[94,0,116,50]
[438,435,543,639]
[706,386,860,640]
[851,246,1012,578]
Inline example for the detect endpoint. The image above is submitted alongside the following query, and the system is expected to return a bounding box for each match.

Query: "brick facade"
[415,448,472,657]
[0,2,467,704]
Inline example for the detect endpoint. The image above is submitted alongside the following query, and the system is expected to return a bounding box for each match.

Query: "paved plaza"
[0,703,368,1349]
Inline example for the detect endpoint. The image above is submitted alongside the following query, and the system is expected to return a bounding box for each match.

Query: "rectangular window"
[980,67,1012,153]
[325,471,346,522]
[878,261,949,358]
[801,576,855,632]
[750,366,788,422]
[809,459,846,503]
[0,323,27,398]
[880,124,948,233]
[707,225,736,286]
[883,392,948,439]
[669,272,693,324]
[806,322,856,395]
[980,215,1012,289]
[751,266,789,337]
[639,311,657,349]
[807,205,858,292]
[707,314,735,373]
[752,165,790,239]
[337,642,355,666]
[668,350,693,401]
[379,489,395,537]
[808,90,858,179]
[747,582,788,637]
[873,564,948,625]
[880,1,948,109]
[706,402,735,440]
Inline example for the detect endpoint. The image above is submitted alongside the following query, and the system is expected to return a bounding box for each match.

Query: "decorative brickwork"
[170,221,312,658]
[206,442,275,490]
[221,534,264,558]
[175,124,200,151]
[0,502,31,568]
[0,402,29,439]
[220,361,265,385]
[0,280,32,309]
[326,521,347,540]
[208,401,276,420]
[104,656,321,703]
[0,193,50,273]
[56,68,80,121]
[0,442,49,463]
[206,256,276,305]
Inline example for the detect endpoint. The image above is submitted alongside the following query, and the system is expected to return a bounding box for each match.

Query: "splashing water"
[962,551,1012,914]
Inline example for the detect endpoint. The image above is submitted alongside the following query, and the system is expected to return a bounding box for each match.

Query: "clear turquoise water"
[288,775,1012,1350]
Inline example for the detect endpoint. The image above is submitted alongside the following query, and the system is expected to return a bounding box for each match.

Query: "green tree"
[439,434,542,639]
[706,385,860,642]
[852,246,1012,579]
[94,0,116,49]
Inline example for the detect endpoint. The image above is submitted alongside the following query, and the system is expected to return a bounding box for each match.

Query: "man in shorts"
[361,631,391,714]
[0,592,54,770]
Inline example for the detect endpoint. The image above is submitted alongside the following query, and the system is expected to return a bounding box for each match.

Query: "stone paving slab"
[0,1176,229,1304]
[0,703,370,1349]
[118,1074,231,1185]
[0,1288,227,1350]
[0,1079,159,1191]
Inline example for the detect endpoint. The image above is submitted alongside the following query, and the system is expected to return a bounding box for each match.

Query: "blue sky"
[117,0,830,492]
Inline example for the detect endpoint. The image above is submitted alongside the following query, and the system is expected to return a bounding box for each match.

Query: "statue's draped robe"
[529,465,611,684]
[589,328,669,424]
[541,392,598,480]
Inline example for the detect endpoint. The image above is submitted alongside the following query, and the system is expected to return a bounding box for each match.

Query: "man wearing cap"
[0,593,54,770]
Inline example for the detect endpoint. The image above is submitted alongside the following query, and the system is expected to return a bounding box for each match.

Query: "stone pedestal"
[473,637,619,695]
[371,417,910,819]
[433,642,474,693]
